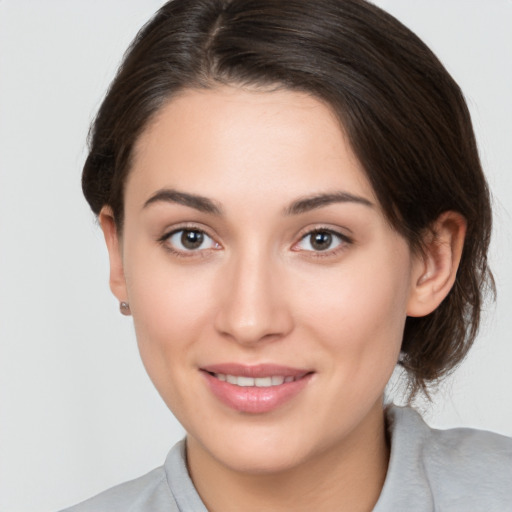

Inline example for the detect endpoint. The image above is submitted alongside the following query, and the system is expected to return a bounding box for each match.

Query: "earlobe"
[407,211,466,317]
[99,207,128,304]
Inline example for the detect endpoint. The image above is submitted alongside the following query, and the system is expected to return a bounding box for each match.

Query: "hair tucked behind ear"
[82,0,494,400]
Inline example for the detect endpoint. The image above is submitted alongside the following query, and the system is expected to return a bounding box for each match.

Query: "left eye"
[296,230,345,252]
[166,229,218,251]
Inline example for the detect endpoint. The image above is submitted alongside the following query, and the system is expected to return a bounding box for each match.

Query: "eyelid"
[157,223,222,256]
[292,226,353,255]
[157,221,215,239]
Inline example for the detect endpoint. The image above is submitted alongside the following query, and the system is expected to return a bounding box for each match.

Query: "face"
[107,86,424,474]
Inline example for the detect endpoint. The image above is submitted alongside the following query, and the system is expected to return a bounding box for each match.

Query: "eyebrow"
[143,188,373,216]
[284,192,373,215]
[143,189,223,215]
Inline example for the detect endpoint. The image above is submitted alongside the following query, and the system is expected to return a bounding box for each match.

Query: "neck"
[186,403,389,512]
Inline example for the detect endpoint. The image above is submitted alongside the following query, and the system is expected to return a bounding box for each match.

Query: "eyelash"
[158,224,220,258]
[158,225,352,258]
[293,228,353,258]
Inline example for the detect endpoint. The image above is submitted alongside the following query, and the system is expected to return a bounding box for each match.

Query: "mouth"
[200,364,314,413]
[207,373,304,387]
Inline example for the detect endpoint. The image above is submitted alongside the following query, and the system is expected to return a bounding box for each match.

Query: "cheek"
[296,246,411,364]
[130,270,215,347]
[122,242,218,379]
[126,264,219,420]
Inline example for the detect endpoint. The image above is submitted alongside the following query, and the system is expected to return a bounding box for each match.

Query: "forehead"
[127,86,376,208]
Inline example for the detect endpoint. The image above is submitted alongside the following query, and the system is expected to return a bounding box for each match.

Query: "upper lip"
[200,363,312,378]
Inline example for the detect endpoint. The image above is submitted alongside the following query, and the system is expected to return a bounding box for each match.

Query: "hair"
[82,0,494,399]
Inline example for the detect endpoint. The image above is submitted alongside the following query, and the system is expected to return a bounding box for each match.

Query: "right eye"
[164,229,219,253]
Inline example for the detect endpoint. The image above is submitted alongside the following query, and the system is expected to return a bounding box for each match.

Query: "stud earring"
[120,302,131,316]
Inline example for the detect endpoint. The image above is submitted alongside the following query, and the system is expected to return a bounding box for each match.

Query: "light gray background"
[0,1,511,511]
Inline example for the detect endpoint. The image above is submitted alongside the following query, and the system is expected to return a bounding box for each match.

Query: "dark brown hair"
[82,0,494,398]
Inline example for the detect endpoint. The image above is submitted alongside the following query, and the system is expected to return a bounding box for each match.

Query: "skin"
[101,86,466,512]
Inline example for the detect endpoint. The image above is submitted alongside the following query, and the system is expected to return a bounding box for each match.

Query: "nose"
[214,249,294,346]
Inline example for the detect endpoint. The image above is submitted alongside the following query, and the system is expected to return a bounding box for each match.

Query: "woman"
[62,0,511,510]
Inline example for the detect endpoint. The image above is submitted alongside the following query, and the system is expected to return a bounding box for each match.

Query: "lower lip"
[202,371,313,414]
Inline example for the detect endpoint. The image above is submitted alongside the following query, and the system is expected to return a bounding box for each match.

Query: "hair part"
[82,0,494,399]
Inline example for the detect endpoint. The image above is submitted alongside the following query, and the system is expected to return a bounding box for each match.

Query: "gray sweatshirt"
[60,406,512,511]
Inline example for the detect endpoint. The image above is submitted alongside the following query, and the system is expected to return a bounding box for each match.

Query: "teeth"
[271,376,285,385]
[214,374,296,387]
[255,377,272,387]
[237,376,255,387]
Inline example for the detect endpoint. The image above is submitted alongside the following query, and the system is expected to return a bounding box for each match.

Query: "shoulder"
[59,454,178,512]
[391,405,512,478]
[376,405,512,511]
[59,439,207,512]
[419,411,512,505]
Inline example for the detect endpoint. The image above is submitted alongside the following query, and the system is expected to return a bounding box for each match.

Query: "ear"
[99,206,128,304]
[407,211,466,317]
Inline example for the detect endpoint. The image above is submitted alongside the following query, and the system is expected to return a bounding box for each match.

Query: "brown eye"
[295,229,348,253]
[181,230,204,250]
[310,231,333,251]
[165,229,218,252]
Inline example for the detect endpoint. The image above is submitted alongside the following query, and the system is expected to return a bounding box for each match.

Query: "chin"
[188,417,334,476]
[211,441,310,475]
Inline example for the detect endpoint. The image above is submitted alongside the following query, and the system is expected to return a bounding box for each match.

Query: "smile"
[201,364,314,413]
[212,374,298,387]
